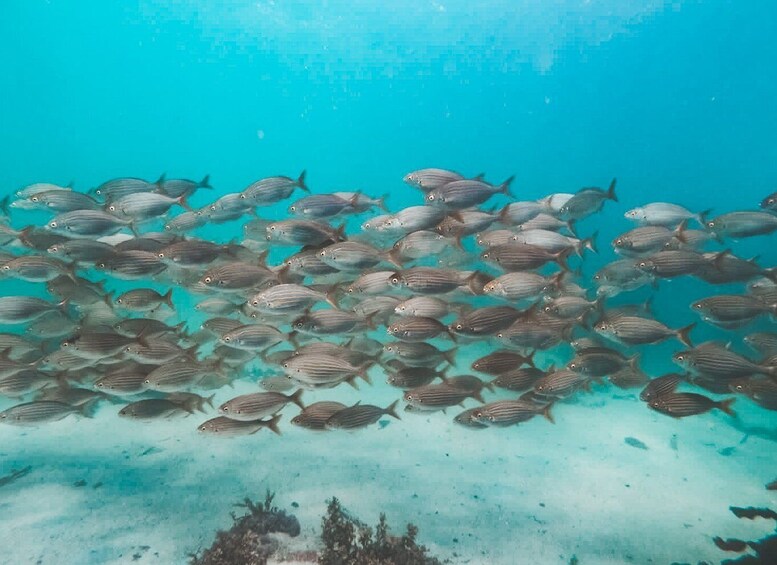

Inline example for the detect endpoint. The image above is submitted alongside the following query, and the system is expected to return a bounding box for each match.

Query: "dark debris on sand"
[706,505,777,564]
[190,489,300,565]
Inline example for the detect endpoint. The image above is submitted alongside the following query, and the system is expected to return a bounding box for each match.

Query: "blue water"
[2,1,777,564]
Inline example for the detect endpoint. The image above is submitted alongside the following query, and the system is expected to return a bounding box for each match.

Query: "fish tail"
[267,414,283,435]
[697,208,712,227]
[199,174,212,188]
[377,193,389,212]
[554,247,573,272]
[78,398,100,419]
[334,223,347,242]
[325,285,339,309]
[155,173,166,186]
[524,350,536,368]
[499,175,516,198]
[542,404,555,424]
[177,195,193,212]
[163,288,174,310]
[0,195,9,217]
[464,270,485,295]
[629,353,642,372]
[606,178,618,202]
[763,267,777,284]
[565,219,578,237]
[472,390,485,403]
[344,374,361,390]
[583,231,598,254]
[289,389,305,409]
[296,170,309,193]
[676,323,696,347]
[204,394,216,410]
[673,219,689,243]
[498,204,512,225]
[447,328,458,343]
[385,400,401,420]
[443,347,458,366]
[386,248,404,268]
[358,361,374,384]
[716,398,737,417]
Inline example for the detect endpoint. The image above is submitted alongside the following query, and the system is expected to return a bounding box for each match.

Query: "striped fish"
[325,401,399,430]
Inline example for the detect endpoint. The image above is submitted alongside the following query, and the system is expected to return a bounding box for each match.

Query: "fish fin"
[287,330,299,349]
[325,285,339,309]
[447,329,458,343]
[498,204,512,225]
[275,263,291,284]
[155,173,166,186]
[583,231,598,254]
[296,170,309,193]
[256,249,269,269]
[606,178,617,202]
[199,174,212,189]
[712,248,732,269]
[472,172,486,181]
[697,209,712,226]
[377,193,389,212]
[763,267,777,284]
[77,398,100,418]
[716,398,736,417]
[364,312,378,331]
[472,390,485,403]
[542,404,555,424]
[482,380,495,392]
[0,195,10,217]
[628,353,641,372]
[184,344,199,360]
[289,389,305,409]
[163,289,174,309]
[57,297,71,316]
[386,248,403,268]
[554,248,573,272]
[673,219,689,243]
[205,394,216,410]
[344,375,360,390]
[385,399,400,420]
[358,361,374,384]
[443,347,458,366]
[565,219,577,238]
[676,323,696,347]
[176,195,192,212]
[524,350,536,368]
[334,223,347,242]
[266,414,282,435]
[499,176,516,198]
[464,270,484,295]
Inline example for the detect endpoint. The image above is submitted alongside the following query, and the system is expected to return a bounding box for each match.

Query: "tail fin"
[443,347,458,366]
[296,170,309,193]
[581,231,598,255]
[498,204,512,225]
[716,398,736,417]
[541,404,555,424]
[554,248,573,272]
[676,323,695,347]
[358,361,374,384]
[77,397,100,418]
[266,414,282,435]
[288,389,305,409]
[384,399,400,420]
[176,195,192,212]
[199,175,212,189]
[325,286,339,309]
[673,219,689,243]
[499,176,516,198]
[163,289,174,309]
[377,194,389,212]
[606,178,618,202]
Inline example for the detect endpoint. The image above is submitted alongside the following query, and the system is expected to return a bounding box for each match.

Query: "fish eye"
[143,379,150,384]
[223,336,231,342]
[483,253,489,259]
[1,265,8,271]
[251,300,259,306]
[31,196,38,202]
[290,206,296,212]
[204,276,212,284]
[116,298,123,304]
[455,324,462,330]
[49,221,57,228]
[707,221,715,228]
[158,253,165,258]
[108,205,115,212]
[427,194,435,201]
[497,332,503,338]
[240,194,246,199]
[391,277,399,284]
[638,262,647,268]
[676,355,684,361]
[615,239,622,246]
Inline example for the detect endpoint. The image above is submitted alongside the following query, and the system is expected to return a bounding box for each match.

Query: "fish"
[558,179,617,220]
[46,210,134,238]
[386,366,447,389]
[241,172,308,203]
[389,267,477,295]
[13,189,101,212]
[449,306,524,337]
[490,367,547,392]
[705,211,777,239]
[107,192,189,219]
[403,168,466,191]
[158,175,212,198]
[691,294,775,323]
[290,401,347,430]
[0,400,95,425]
[426,177,514,210]
[115,288,174,311]
[288,194,356,218]
[639,373,685,402]
[387,316,453,342]
[673,342,777,379]
[119,399,193,420]
[197,414,282,436]
[635,250,710,278]
[471,350,535,374]
[292,310,372,336]
[265,220,345,246]
[218,390,304,420]
[469,400,552,426]
[595,316,695,347]
[325,401,400,430]
[0,296,68,324]
[404,383,483,409]
[247,284,337,312]
[382,342,457,367]
[480,243,570,272]
[92,176,162,200]
[648,393,736,418]
[624,203,701,226]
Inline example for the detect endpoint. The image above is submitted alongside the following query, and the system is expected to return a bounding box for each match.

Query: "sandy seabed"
[1,346,776,565]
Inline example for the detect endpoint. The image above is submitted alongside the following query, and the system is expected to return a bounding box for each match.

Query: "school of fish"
[1,169,776,435]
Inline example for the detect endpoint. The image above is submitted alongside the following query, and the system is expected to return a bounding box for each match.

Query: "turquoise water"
[1,1,777,564]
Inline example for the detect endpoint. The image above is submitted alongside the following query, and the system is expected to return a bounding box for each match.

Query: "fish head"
[690,300,705,312]
[388,272,402,287]
[593,321,611,334]
[728,379,751,395]
[635,259,656,273]
[760,195,776,209]
[612,236,632,250]
[624,208,642,220]
[403,172,419,186]
[403,391,416,403]
[671,351,693,369]
[425,191,442,205]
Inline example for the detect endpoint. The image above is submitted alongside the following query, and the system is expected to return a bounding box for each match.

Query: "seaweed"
[319,497,443,565]
[190,489,300,565]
